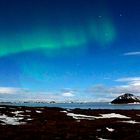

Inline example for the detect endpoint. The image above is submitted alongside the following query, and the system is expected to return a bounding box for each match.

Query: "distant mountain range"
[111,93,140,104]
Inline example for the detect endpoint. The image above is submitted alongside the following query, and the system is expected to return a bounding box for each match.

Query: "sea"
[7,102,140,110]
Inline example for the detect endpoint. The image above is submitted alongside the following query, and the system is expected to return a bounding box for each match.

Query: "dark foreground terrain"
[0,105,140,140]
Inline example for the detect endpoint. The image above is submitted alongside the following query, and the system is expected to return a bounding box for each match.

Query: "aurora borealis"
[0,0,140,101]
[0,0,116,57]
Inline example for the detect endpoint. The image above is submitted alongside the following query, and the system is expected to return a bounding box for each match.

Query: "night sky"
[0,0,140,102]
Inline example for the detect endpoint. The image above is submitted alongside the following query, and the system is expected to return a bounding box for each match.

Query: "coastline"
[0,105,140,140]
[1,101,140,110]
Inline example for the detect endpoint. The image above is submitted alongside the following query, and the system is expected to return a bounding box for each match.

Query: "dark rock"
[0,106,140,140]
[111,93,140,104]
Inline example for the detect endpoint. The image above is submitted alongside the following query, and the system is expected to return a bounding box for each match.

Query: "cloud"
[88,84,109,93]
[0,87,32,101]
[0,87,25,94]
[61,88,75,97]
[62,92,74,97]
[89,77,140,96]
[89,84,140,95]
[116,77,140,86]
[123,51,140,56]
[116,77,140,82]
[26,92,62,101]
[0,87,77,101]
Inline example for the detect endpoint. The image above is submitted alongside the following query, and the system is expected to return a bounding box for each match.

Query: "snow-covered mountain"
[111,93,140,104]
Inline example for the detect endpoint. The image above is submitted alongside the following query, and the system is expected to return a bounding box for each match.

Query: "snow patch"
[95,113,130,119]
[128,102,140,104]
[0,107,6,109]
[25,115,31,117]
[66,113,95,120]
[0,114,25,125]
[120,120,140,124]
[61,111,130,120]
[106,127,114,132]
[36,110,42,113]
[26,118,33,121]
[60,111,68,113]
[97,137,110,140]
[25,110,31,113]
[11,111,24,116]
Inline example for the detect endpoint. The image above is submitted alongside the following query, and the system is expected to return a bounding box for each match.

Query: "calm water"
[10,102,140,110]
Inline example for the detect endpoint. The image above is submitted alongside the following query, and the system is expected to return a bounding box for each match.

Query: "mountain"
[111,93,140,104]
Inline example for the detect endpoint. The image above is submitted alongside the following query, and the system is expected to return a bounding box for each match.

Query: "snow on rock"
[36,110,42,113]
[95,113,130,119]
[0,114,26,125]
[26,118,33,121]
[106,127,114,132]
[11,111,24,116]
[25,115,31,117]
[60,111,68,113]
[111,93,140,104]
[25,110,31,113]
[128,102,140,104]
[61,110,130,120]
[97,137,110,140]
[120,120,140,124]
[66,112,95,120]
[0,107,6,109]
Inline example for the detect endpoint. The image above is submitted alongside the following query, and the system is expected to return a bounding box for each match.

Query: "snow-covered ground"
[120,120,140,124]
[0,114,25,125]
[25,110,31,113]
[61,111,130,120]
[0,109,37,125]
[66,112,95,120]
[97,137,111,140]
[11,111,24,117]
[0,107,6,109]
[94,113,130,119]
[36,110,42,113]
[106,127,114,132]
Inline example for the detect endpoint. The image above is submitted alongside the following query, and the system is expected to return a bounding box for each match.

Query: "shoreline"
[1,102,140,110]
[0,105,140,140]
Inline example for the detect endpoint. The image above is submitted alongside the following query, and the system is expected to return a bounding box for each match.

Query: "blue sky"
[0,0,140,102]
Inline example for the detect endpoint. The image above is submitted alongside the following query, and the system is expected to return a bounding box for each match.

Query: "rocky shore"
[0,105,140,140]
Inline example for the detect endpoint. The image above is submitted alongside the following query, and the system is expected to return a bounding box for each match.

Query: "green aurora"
[0,0,116,57]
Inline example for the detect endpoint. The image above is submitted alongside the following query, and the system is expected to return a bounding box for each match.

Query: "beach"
[0,105,140,140]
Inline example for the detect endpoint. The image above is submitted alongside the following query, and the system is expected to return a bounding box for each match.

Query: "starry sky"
[0,0,140,102]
